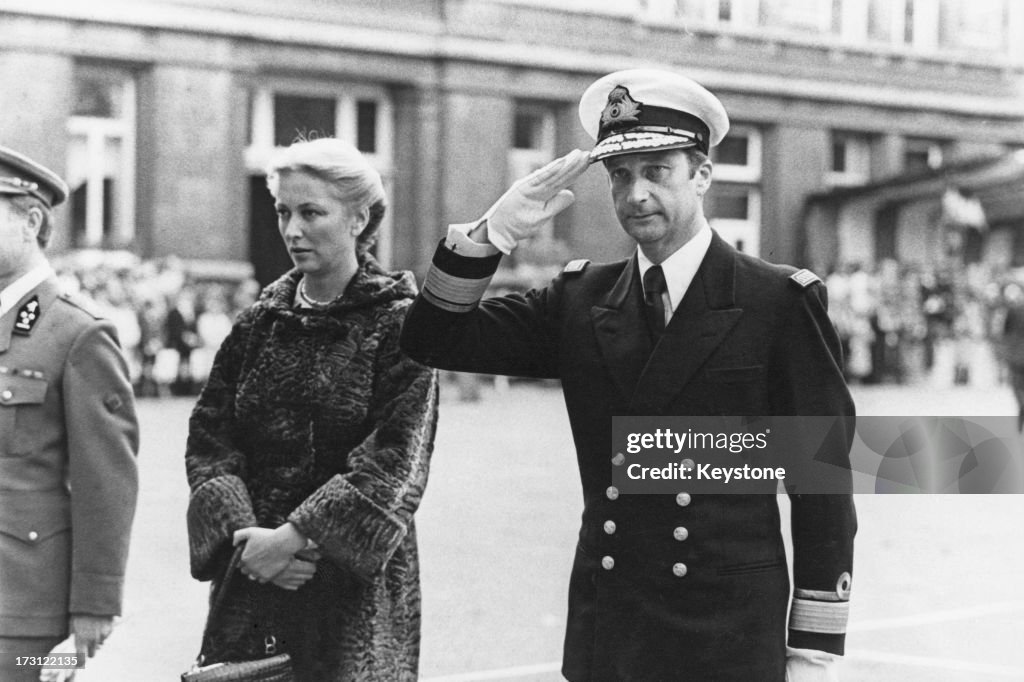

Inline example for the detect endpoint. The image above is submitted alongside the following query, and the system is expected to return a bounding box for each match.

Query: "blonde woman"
[185,138,438,680]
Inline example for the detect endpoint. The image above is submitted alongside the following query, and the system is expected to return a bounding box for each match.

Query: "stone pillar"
[392,82,444,276]
[871,133,904,180]
[138,63,245,262]
[761,125,829,266]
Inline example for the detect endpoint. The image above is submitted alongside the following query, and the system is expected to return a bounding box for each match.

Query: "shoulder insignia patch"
[789,268,821,289]
[12,296,41,336]
[563,259,591,274]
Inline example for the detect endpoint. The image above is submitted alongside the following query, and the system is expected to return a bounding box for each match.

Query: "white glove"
[482,149,590,254]
[38,635,77,682]
[785,646,839,682]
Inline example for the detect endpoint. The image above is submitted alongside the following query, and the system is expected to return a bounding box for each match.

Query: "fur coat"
[185,258,438,681]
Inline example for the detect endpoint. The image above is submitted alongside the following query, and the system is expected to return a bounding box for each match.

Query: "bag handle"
[205,542,246,635]
[193,541,280,666]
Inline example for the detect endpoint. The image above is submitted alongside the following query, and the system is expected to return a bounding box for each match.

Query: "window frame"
[711,125,762,184]
[708,125,762,256]
[245,81,395,265]
[826,130,872,187]
[710,184,763,256]
[507,101,559,242]
[65,64,137,248]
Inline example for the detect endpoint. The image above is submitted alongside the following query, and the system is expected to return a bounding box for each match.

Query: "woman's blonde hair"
[266,137,387,260]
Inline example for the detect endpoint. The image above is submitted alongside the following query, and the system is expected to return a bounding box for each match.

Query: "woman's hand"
[234,523,308,583]
[269,555,319,590]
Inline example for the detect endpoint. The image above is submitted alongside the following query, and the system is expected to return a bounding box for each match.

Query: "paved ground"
[75,381,1024,681]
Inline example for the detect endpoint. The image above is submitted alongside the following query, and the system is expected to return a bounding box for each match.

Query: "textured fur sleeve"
[288,302,439,583]
[186,475,258,580]
[185,311,258,579]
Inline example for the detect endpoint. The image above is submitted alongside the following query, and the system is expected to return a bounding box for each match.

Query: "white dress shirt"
[637,220,713,326]
[0,263,54,319]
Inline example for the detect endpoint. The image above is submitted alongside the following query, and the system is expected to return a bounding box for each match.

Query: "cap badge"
[600,86,642,129]
[13,296,40,336]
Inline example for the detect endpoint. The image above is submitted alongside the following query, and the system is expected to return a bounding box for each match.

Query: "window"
[246,83,394,264]
[716,135,749,166]
[508,102,559,242]
[718,0,733,21]
[831,0,844,34]
[760,0,832,32]
[904,137,946,173]
[66,64,136,248]
[708,183,762,255]
[903,0,915,43]
[710,183,753,220]
[711,125,762,183]
[709,125,761,255]
[356,100,378,153]
[939,0,1007,52]
[862,0,940,48]
[827,131,872,186]
[247,85,393,168]
[273,95,336,146]
[513,107,553,151]
[867,0,899,42]
[650,0,749,26]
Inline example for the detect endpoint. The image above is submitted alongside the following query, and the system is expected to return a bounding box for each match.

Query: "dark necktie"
[643,265,667,336]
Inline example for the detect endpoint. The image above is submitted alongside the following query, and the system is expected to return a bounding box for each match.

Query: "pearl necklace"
[298,279,334,307]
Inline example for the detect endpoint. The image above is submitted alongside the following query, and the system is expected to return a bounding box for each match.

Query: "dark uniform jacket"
[400,232,856,682]
[0,276,139,637]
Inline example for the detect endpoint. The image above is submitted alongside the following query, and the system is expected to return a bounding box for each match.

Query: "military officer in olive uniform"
[401,70,856,681]
[0,146,139,681]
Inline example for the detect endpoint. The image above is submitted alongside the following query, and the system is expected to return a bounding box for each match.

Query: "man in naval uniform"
[0,146,139,680]
[400,70,855,680]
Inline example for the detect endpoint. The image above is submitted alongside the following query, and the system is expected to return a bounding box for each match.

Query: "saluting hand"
[482,148,591,254]
[234,523,308,585]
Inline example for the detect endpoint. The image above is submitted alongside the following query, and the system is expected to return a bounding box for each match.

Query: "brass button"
[1,389,12,402]
[601,556,615,570]
[837,571,852,599]
[611,452,625,466]
[680,458,695,470]
[673,526,689,541]
[603,520,616,535]
[27,531,39,541]
[606,486,619,501]
[672,562,688,577]
[675,492,691,507]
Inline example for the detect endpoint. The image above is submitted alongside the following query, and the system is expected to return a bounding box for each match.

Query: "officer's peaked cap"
[579,69,729,162]
[0,145,69,207]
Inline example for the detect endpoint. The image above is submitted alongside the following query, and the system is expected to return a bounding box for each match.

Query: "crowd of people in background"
[52,252,1024,396]
[53,254,261,398]
[825,259,1024,388]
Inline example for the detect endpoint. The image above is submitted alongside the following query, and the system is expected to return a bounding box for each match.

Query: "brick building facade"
[2,0,1023,282]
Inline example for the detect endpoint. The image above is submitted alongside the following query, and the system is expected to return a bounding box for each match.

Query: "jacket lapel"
[629,233,743,414]
[590,253,653,404]
[0,307,14,354]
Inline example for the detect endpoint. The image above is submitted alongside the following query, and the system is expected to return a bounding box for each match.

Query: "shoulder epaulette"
[789,268,821,289]
[563,259,591,274]
[59,291,104,319]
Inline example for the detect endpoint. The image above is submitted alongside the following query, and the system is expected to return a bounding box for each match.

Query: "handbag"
[182,543,295,682]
